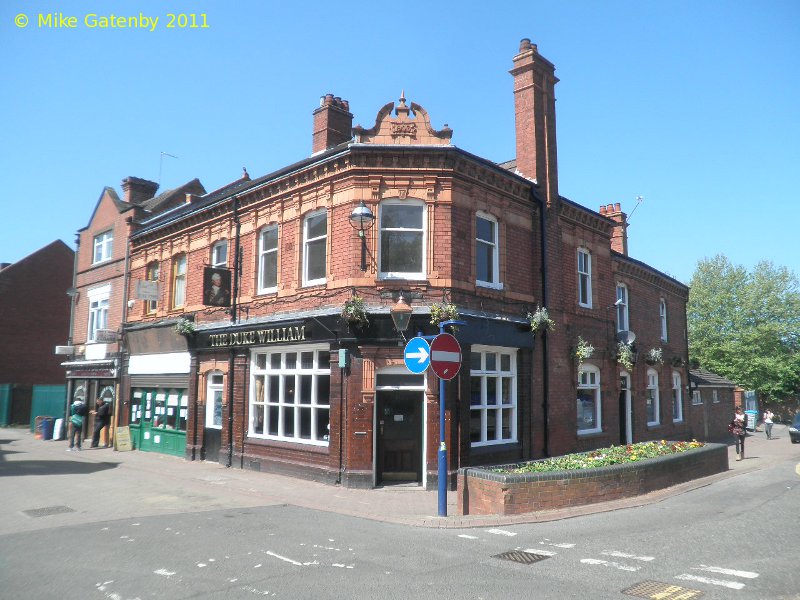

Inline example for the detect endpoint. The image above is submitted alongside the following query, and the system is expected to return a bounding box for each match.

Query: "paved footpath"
[1,424,798,534]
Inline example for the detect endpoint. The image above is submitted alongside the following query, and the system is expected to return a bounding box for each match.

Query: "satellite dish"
[616,330,636,345]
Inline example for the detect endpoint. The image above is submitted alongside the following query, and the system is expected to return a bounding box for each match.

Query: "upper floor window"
[145,261,159,313]
[660,298,668,342]
[476,213,500,288]
[258,225,278,294]
[577,248,592,308]
[379,200,425,279]
[172,254,187,309]
[211,240,228,267]
[646,369,660,426]
[93,230,113,264]
[616,283,629,332]
[469,346,517,446]
[87,285,110,342]
[302,211,327,286]
[672,371,683,422]
[692,389,702,405]
[577,364,601,434]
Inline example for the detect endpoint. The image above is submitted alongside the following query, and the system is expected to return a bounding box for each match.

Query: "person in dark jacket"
[68,400,85,451]
[91,398,111,448]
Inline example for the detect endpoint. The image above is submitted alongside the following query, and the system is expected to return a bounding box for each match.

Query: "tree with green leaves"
[687,255,800,404]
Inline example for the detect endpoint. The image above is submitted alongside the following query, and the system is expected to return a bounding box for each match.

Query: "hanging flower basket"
[341,295,369,329]
[616,341,635,371]
[645,347,663,366]
[430,302,459,327]
[574,336,594,365]
[527,306,555,335]
[671,356,686,368]
[173,317,196,336]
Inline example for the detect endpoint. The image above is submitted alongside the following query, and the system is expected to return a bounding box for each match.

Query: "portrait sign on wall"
[203,267,232,307]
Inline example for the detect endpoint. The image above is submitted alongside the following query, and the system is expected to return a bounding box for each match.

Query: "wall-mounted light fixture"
[389,294,413,333]
[349,200,375,271]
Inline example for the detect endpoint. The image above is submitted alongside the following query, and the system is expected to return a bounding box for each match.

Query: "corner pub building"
[120,40,691,489]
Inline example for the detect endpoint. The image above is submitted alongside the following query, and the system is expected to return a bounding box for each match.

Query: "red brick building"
[120,39,690,488]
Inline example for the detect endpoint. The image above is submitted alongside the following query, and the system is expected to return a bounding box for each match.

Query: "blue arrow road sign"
[403,337,431,374]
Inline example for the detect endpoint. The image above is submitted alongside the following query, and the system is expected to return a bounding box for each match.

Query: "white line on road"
[524,548,557,556]
[694,565,759,579]
[265,551,303,565]
[602,550,655,561]
[581,558,640,572]
[154,569,176,577]
[540,541,575,548]
[458,534,479,539]
[676,573,746,590]
[487,528,517,537]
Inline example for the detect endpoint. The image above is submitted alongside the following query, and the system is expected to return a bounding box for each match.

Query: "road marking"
[581,558,640,572]
[487,528,517,537]
[602,550,655,561]
[523,548,557,556]
[694,565,758,578]
[332,563,355,569]
[154,569,176,577]
[540,541,575,548]
[675,573,745,590]
[458,534,479,539]
[265,551,302,565]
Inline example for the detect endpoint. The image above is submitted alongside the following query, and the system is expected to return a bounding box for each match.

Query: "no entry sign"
[429,333,462,380]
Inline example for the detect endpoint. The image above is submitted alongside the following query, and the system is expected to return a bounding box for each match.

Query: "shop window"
[577,248,592,308]
[647,369,660,426]
[250,346,331,445]
[672,371,683,422]
[93,230,113,264]
[172,254,187,308]
[379,200,425,279]
[87,284,110,342]
[206,372,224,429]
[258,225,278,293]
[577,364,601,434]
[302,211,327,286]
[476,213,500,288]
[469,345,517,446]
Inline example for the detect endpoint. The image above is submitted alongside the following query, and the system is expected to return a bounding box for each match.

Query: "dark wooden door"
[376,391,422,484]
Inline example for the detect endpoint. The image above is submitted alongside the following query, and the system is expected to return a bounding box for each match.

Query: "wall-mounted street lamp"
[349,200,375,271]
[389,294,413,333]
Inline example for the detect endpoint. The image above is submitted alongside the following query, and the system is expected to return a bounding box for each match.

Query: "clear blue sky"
[2,0,798,284]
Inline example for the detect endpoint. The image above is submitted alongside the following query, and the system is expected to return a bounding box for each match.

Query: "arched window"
[379,199,426,279]
[646,368,660,426]
[672,371,683,422]
[577,364,601,434]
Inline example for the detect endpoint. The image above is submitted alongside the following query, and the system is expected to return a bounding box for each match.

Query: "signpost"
[403,337,430,374]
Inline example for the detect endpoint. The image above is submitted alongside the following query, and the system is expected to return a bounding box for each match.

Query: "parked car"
[790,414,800,444]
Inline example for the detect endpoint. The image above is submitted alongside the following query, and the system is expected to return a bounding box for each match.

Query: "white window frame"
[211,240,228,267]
[616,283,629,332]
[172,254,187,309]
[469,345,517,447]
[672,371,683,422]
[660,298,668,342]
[378,199,427,280]
[692,389,702,405]
[249,345,331,446]
[146,261,159,313]
[577,364,602,434]
[577,248,592,308]
[302,210,327,286]
[257,225,279,294]
[87,284,110,342]
[93,230,113,264]
[475,212,501,289]
[646,368,660,426]
[206,371,224,429]
[712,389,719,403]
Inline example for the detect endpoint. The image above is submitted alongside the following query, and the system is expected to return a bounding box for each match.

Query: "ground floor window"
[249,345,331,445]
[469,345,517,446]
[672,371,683,422]
[130,388,188,432]
[577,364,601,434]
[646,369,660,426]
[206,372,224,429]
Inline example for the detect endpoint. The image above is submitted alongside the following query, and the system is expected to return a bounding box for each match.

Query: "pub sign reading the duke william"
[203,266,232,307]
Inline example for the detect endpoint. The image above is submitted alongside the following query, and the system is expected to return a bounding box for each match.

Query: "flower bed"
[457,442,728,516]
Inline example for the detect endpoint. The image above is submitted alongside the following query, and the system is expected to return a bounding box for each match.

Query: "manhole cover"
[622,580,704,599]
[23,505,75,518]
[493,551,551,565]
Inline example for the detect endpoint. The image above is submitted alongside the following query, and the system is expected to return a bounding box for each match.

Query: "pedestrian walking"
[729,407,747,461]
[68,400,86,451]
[763,409,774,440]
[90,398,111,448]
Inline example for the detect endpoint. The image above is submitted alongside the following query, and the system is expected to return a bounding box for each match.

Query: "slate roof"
[690,368,737,388]
[139,178,206,214]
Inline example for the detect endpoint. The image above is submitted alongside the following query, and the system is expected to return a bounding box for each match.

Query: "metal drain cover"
[23,505,75,518]
[493,550,551,565]
[622,580,704,599]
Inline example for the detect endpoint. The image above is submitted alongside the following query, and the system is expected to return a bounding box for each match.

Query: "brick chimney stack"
[599,203,629,256]
[312,94,353,154]
[121,177,159,205]
[510,39,559,206]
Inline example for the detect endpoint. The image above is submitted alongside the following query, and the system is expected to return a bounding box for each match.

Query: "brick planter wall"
[457,443,728,516]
